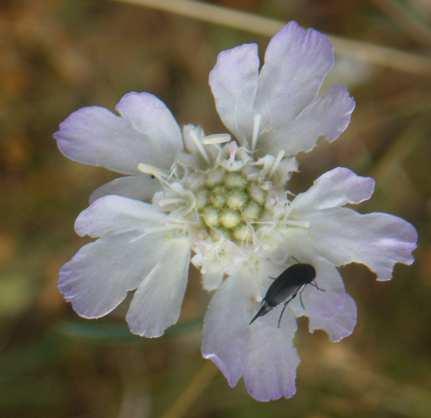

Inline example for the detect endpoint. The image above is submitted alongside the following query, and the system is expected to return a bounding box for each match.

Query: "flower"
[54,21,417,401]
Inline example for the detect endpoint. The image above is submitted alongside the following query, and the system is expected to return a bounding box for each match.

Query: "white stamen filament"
[128,224,185,243]
[190,129,210,163]
[137,163,167,178]
[202,133,231,145]
[285,220,310,228]
[138,162,183,193]
[251,113,262,151]
[269,150,285,177]
[158,198,185,207]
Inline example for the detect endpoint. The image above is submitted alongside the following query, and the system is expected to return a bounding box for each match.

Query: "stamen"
[128,224,184,243]
[251,113,262,151]
[269,150,285,178]
[253,155,273,178]
[138,163,178,192]
[158,198,185,207]
[190,129,210,163]
[202,133,231,145]
[169,217,199,226]
[137,163,167,179]
[228,141,238,164]
[285,220,310,228]
[249,220,277,226]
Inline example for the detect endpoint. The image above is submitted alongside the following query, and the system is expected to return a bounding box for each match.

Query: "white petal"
[302,207,418,281]
[54,106,145,174]
[126,237,191,337]
[291,259,357,342]
[243,312,299,401]
[201,271,224,291]
[209,43,259,146]
[291,167,375,211]
[75,195,167,238]
[115,92,182,169]
[260,85,355,156]
[54,92,182,175]
[89,175,161,204]
[202,273,299,401]
[59,231,168,318]
[255,22,334,150]
[202,274,250,387]
[306,289,357,342]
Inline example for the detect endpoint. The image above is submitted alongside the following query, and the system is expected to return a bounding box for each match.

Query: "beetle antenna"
[310,281,325,292]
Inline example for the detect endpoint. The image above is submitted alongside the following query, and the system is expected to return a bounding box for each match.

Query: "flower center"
[193,166,270,243]
[140,140,294,247]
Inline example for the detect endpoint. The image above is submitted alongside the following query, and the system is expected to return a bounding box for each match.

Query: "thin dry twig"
[113,0,431,76]
[159,361,218,418]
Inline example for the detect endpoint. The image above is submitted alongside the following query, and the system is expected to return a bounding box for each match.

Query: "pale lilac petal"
[59,231,168,318]
[202,273,249,386]
[115,92,182,169]
[202,273,299,401]
[302,208,418,281]
[255,22,334,149]
[306,290,357,342]
[126,237,191,337]
[260,85,355,155]
[209,43,259,146]
[291,167,375,211]
[89,175,161,204]
[54,92,182,174]
[201,271,224,291]
[75,195,167,238]
[291,259,357,342]
[54,106,145,174]
[242,311,299,401]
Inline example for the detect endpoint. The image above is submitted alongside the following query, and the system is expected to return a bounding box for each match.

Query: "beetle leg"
[299,285,306,310]
[310,281,325,292]
[277,293,297,328]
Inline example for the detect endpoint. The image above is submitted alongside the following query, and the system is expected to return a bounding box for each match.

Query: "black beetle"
[249,263,324,327]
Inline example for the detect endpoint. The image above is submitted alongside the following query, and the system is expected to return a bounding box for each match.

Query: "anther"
[202,133,231,145]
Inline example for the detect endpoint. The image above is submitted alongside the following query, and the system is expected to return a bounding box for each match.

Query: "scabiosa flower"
[54,22,417,401]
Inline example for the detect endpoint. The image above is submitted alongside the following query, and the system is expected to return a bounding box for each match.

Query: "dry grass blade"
[113,0,431,76]
[160,362,218,418]
[371,0,431,46]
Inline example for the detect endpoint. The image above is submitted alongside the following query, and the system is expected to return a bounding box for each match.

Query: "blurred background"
[1,0,431,417]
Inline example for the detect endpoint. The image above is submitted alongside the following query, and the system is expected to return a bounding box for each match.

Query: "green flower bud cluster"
[197,167,267,243]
